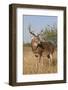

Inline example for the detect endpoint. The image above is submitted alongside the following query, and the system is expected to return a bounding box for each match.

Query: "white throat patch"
[33,43,37,46]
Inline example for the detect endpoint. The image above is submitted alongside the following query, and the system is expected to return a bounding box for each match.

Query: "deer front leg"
[35,54,40,73]
[39,55,41,63]
[39,52,42,63]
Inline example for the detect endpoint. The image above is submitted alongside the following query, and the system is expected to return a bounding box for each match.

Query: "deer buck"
[29,26,56,71]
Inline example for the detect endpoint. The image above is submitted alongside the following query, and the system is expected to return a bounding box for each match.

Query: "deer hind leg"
[50,54,52,65]
[47,53,52,73]
[47,53,52,65]
[47,54,50,65]
[50,53,53,61]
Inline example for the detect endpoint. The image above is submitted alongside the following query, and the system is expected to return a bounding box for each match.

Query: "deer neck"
[31,40,38,51]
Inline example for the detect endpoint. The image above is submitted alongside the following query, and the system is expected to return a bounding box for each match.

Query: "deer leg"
[50,54,52,64]
[36,54,42,73]
[35,55,40,73]
[39,55,41,63]
[48,58,51,66]
[36,59,38,73]
[47,54,50,65]
[36,55,41,73]
[47,53,51,73]
[47,53,52,65]
[39,52,42,63]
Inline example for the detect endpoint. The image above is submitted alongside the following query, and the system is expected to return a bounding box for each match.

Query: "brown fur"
[29,28,56,63]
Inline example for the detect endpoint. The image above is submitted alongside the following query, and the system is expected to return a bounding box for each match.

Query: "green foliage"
[41,25,57,46]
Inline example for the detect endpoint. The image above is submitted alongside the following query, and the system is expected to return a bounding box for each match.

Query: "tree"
[40,25,57,47]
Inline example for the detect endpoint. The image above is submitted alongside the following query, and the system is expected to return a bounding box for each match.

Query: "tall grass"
[24,43,31,47]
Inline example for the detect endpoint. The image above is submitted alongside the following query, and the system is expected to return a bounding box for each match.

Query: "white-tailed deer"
[29,26,56,67]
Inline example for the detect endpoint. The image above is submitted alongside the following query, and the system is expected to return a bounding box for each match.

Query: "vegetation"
[24,43,31,47]
[23,25,57,74]
[23,46,57,74]
[40,25,57,46]
[24,24,57,47]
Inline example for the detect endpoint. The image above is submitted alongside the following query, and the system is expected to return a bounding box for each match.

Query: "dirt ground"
[23,46,57,74]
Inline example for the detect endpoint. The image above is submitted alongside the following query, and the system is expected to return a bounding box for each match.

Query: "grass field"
[23,46,57,74]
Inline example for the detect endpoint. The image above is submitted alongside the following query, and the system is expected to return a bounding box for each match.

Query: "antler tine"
[37,29,43,37]
[30,31,37,37]
[28,25,37,37]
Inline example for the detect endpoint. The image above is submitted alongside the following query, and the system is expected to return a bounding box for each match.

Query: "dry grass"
[23,46,57,74]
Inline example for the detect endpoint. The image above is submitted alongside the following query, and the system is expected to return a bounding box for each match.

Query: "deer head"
[29,25,41,49]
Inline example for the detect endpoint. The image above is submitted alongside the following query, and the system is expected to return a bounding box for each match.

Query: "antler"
[29,25,37,37]
[37,29,43,37]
